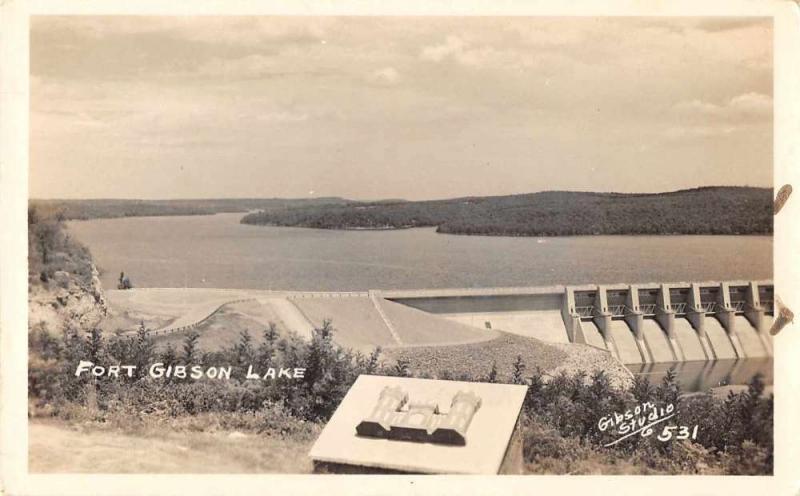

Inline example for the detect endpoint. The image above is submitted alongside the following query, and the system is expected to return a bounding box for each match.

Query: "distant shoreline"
[240,221,772,238]
[32,186,773,237]
[65,214,774,238]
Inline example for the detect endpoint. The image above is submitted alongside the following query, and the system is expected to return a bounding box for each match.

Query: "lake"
[68,213,772,292]
[628,358,773,393]
[67,213,774,390]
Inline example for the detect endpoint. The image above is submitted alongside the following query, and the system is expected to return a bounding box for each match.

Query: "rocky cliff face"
[28,263,108,335]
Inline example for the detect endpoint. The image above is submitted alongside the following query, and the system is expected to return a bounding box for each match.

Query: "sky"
[30,16,773,200]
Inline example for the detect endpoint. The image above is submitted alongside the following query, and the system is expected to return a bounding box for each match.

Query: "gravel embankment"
[382,332,633,390]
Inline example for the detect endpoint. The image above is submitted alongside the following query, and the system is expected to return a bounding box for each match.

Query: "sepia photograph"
[9,9,788,483]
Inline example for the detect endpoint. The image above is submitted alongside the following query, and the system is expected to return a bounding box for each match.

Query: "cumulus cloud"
[663,124,739,140]
[420,36,467,62]
[175,18,329,48]
[419,35,505,69]
[728,92,773,117]
[664,92,771,140]
[672,92,772,122]
[505,20,591,48]
[367,67,400,86]
[30,17,774,198]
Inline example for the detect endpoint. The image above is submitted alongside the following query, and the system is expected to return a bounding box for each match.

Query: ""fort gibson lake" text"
[74,361,306,380]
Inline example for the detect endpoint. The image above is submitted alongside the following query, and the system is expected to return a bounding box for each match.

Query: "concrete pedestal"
[309,375,528,475]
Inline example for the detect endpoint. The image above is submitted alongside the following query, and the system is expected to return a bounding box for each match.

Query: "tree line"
[28,197,352,221]
[241,186,773,236]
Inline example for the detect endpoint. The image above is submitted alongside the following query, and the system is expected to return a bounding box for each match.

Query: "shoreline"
[71,212,774,237]
[239,220,773,238]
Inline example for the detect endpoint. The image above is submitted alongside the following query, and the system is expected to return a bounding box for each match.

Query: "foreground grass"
[29,418,317,473]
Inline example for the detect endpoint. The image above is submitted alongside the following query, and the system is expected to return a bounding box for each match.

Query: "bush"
[28,286,773,475]
[29,317,385,425]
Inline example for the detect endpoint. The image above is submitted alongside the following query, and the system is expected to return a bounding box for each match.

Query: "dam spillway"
[382,280,774,364]
[641,319,675,362]
[672,318,706,361]
[109,280,774,365]
[704,318,737,359]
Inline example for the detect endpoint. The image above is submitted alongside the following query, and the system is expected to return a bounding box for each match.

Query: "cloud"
[30,17,774,199]
[367,67,400,86]
[34,16,330,48]
[692,18,770,33]
[420,36,466,62]
[728,92,773,116]
[255,111,309,123]
[197,54,278,78]
[505,20,592,47]
[672,92,772,122]
[663,124,740,140]
[174,18,329,48]
[194,54,330,80]
[664,92,771,140]
[419,35,506,70]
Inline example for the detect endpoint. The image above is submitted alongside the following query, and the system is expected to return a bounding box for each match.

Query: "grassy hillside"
[241,187,773,236]
[29,197,352,220]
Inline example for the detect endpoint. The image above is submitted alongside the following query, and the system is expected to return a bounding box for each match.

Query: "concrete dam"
[381,280,774,364]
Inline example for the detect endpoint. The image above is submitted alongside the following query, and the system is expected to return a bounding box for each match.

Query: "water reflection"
[627,358,773,393]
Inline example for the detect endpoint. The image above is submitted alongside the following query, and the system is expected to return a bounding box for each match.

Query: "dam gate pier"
[384,280,773,365]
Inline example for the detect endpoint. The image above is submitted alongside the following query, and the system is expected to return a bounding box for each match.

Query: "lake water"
[627,358,773,393]
[68,213,772,292]
[67,213,774,390]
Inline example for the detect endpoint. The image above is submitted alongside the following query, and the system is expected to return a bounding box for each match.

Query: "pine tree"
[525,367,546,412]
[182,331,200,365]
[304,335,324,387]
[588,370,611,403]
[740,373,766,443]
[511,355,526,385]
[161,342,178,367]
[393,358,410,377]
[133,321,155,378]
[364,346,381,374]
[318,319,334,341]
[235,329,254,366]
[656,367,681,407]
[257,322,279,366]
[632,375,655,404]
[85,327,105,363]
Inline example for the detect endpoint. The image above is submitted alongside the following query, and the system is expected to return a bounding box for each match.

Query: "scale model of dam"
[382,280,774,364]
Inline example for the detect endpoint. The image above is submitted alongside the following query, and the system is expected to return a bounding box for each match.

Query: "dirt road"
[29,420,314,473]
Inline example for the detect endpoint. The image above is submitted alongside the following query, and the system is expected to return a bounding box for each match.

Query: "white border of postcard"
[2,0,799,495]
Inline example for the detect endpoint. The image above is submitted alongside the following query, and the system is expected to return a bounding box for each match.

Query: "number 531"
[657,425,699,442]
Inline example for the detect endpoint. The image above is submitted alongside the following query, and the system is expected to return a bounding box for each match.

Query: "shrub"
[28,309,773,475]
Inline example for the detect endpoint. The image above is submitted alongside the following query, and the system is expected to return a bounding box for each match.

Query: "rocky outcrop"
[548,342,634,390]
[28,263,108,335]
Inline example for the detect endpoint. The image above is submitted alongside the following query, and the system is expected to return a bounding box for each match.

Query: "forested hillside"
[29,197,352,220]
[240,187,773,236]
